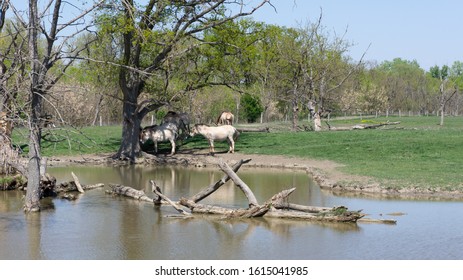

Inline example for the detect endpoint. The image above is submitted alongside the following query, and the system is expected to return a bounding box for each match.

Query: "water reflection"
[1,164,462,259]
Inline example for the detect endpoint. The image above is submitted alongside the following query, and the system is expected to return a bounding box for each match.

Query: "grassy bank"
[11,116,463,190]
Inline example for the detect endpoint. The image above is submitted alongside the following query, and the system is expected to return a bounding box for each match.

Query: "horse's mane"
[194,123,209,127]
[142,124,158,131]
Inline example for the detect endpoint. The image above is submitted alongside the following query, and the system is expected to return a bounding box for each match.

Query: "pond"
[0,164,462,260]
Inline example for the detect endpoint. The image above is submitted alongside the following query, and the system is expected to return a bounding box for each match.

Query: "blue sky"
[248,0,462,70]
[9,0,461,70]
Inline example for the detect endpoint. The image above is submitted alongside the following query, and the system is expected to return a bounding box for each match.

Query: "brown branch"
[218,158,259,207]
[151,180,189,214]
[71,172,85,193]
[188,158,252,203]
[108,183,158,203]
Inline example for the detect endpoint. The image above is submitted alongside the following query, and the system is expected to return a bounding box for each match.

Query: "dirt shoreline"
[47,150,463,201]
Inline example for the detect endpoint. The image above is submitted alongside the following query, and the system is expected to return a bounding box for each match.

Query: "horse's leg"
[209,139,214,154]
[170,139,176,155]
[227,137,234,153]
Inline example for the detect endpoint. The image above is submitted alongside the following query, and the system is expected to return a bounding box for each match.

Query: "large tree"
[97,0,270,162]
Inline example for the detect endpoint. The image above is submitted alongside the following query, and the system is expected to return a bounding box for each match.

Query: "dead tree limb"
[108,184,158,203]
[228,188,297,218]
[358,218,397,224]
[71,172,85,193]
[151,180,189,215]
[272,202,333,213]
[55,181,104,193]
[180,188,296,218]
[189,158,251,203]
[354,121,401,129]
[218,159,259,207]
[264,208,364,222]
[179,199,241,216]
[237,127,269,133]
[327,121,401,131]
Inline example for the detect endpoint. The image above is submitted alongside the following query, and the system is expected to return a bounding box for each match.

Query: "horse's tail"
[233,127,240,141]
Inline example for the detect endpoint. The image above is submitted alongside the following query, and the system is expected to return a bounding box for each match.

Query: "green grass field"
[11,115,463,190]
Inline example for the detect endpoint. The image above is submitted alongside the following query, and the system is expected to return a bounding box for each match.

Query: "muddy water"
[0,164,462,260]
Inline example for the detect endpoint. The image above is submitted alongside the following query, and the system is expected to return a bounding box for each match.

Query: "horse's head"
[190,124,208,137]
[140,125,157,144]
[189,125,199,137]
[139,129,149,144]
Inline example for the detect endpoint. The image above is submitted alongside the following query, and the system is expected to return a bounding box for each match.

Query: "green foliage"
[430,65,449,80]
[240,93,263,123]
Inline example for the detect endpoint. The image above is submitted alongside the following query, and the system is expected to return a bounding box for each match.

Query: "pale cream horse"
[216,111,234,125]
[190,124,239,154]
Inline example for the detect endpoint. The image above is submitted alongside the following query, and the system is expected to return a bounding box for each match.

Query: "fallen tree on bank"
[108,158,366,223]
[326,121,401,131]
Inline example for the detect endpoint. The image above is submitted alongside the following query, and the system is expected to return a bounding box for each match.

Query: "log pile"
[326,121,401,131]
[108,158,365,223]
[14,171,104,200]
[236,127,270,133]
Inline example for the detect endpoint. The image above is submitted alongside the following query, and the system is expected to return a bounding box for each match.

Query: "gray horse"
[162,111,190,139]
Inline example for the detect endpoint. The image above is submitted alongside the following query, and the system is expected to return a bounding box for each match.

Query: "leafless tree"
[6,0,104,212]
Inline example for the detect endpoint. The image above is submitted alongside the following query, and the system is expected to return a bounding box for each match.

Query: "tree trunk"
[313,112,322,131]
[292,99,298,131]
[115,91,142,161]
[24,0,42,212]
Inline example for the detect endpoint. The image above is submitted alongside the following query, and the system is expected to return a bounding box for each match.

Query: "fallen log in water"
[55,181,104,193]
[358,218,397,224]
[265,207,364,222]
[107,184,159,204]
[108,158,368,223]
[179,188,296,218]
[151,180,189,214]
[272,202,333,213]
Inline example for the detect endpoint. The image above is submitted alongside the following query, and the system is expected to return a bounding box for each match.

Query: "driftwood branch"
[327,121,401,131]
[71,172,85,193]
[180,188,296,218]
[108,184,158,203]
[266,205,365,222]
[237,127,269,133]
[272,202,332,213]
[189,158,251,203]
[151,180,190,215]
[218,159,259,207]
[358,218,397,224]
[55,181,104,193]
